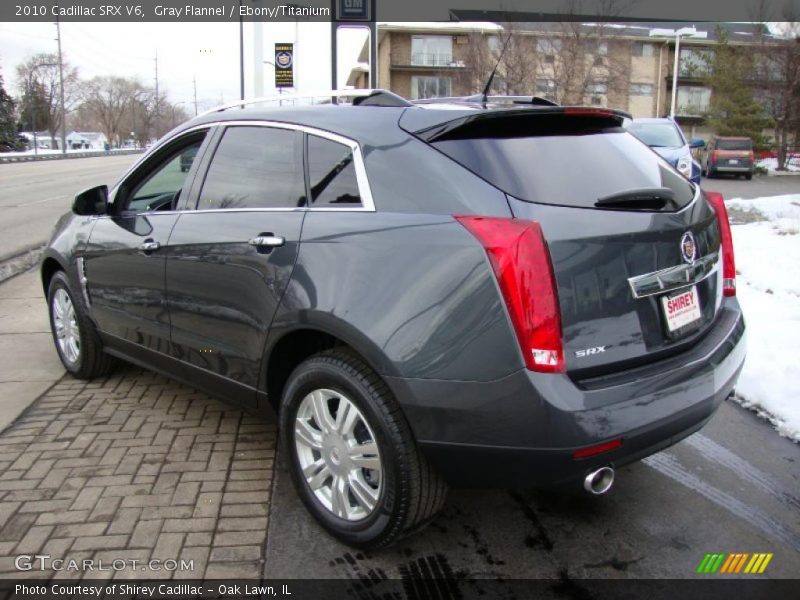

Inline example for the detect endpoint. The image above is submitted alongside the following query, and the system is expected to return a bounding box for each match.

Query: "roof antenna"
[481,31,514,107]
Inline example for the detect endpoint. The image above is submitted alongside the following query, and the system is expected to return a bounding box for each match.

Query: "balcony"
[392,53,466,70]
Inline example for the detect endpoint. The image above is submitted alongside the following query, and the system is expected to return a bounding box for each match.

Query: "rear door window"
[432,122,695,210]
[307,135,362,207]
[198,126,305,210]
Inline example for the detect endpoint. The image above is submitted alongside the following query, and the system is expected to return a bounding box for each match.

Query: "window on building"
[630,83,655,96]
[535,78,557,100]
[487,35,501,55]
[632,42,656,57]
[411,76,452,99]
[587,39,608,55]
[679,48,713,77]
[537,38,562,59]
[198,126,304,210]
[677,86,711,115]
[586,81,608,94]
[411,35,453,67]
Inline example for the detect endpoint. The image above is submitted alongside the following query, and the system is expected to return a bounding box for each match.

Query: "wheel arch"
[262,317,401,415]
[40,253,67,296]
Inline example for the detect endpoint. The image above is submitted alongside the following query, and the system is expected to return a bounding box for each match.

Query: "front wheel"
[280,348,447,549]
[47,271,115,379]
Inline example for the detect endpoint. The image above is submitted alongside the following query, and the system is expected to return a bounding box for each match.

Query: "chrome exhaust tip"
[583,466,615,495]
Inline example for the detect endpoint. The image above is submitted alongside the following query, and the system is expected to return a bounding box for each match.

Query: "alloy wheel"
[52,288,80,365]
[294,388,383,521]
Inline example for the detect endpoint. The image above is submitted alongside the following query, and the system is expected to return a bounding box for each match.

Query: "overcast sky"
[0,21,369,112]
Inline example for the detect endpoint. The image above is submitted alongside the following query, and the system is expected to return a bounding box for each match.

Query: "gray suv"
[41,91,745,549]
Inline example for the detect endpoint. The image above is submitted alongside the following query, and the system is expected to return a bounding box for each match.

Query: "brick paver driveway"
[0,367,276,580]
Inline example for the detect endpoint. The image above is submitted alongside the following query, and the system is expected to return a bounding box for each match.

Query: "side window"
[123,136,205,214]
[307,135,362,207]
[198,126,304,210]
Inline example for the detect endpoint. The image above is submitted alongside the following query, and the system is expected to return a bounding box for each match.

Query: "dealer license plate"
[662,286,702,332]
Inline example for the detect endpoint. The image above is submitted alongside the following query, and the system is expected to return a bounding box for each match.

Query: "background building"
[350,21,792,142]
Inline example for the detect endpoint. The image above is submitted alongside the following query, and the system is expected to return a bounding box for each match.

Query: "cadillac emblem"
[681,231,697,265]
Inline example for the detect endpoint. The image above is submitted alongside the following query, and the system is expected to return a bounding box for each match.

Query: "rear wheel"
[745,172,753,180]
[280,348,447,549]
[47,271,114,379]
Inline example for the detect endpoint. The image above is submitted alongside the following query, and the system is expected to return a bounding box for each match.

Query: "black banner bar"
[2,0,798,22]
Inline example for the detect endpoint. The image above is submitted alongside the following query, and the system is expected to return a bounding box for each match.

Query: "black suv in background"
[41,90,746,548]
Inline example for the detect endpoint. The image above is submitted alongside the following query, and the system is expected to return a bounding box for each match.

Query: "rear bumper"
[386,304,746,488]
[710,164,753,173]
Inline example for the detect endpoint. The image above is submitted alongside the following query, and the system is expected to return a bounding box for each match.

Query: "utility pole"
[193,74,198,116]
[154,49,160,138]
[55,13,67,154]
[238,0,245,102]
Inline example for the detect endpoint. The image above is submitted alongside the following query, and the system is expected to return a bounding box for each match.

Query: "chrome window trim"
[110,120,375,216]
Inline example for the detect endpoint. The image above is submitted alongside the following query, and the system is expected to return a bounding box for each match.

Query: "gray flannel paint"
[41,101,746,489]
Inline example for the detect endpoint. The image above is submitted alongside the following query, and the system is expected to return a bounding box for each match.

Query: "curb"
[0,149,143,164]
[0,244,45,285]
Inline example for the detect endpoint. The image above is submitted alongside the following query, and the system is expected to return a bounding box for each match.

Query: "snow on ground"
[726,194,800,441]
[756,156,800,173]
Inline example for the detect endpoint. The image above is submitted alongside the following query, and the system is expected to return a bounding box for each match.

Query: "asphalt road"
[0,154,139,260]
[700,173,800,200]
[265,401,799,583]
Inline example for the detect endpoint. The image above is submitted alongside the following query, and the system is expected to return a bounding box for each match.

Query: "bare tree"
[457,24,538,95]
[457,1,636,104]
[534,1,635,106]
[750,9,800,170]
[15,53,79,145]
[81,76,138,146]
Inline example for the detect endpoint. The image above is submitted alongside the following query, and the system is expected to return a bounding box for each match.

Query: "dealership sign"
[274,43,294,88]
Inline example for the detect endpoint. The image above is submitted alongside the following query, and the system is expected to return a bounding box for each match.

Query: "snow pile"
[756,156,800,173]
[727,194,800,441]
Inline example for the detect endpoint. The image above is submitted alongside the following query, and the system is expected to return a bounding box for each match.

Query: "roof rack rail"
[200,89,412,116]
[413,95,560,107]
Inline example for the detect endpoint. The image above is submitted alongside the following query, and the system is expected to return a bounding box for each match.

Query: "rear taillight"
[749,150,755,162]
[705,191,736,296]
[455,216,564,373]
[711,150,719,163]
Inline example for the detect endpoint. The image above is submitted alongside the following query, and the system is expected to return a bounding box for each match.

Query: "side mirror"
[689,138,706,149]
[72,185,108,216]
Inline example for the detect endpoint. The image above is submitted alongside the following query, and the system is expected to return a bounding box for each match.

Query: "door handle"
[139,240,161,252]
[248,235,285,248]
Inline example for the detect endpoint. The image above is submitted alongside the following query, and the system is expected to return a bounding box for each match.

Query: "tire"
[706,168,715,179]
[280,348,447,549]
[745,173,753,180]
[47,270,115,379]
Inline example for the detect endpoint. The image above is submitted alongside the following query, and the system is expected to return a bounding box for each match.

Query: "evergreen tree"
[0,72,20,151]
[704,28,774,149]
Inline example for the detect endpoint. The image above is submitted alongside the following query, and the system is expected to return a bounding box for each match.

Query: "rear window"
[431,123,695,210]
[627,121,684,148]
[717,139,752,151]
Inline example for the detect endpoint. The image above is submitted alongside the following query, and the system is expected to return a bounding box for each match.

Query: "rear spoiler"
[400,106,632,143]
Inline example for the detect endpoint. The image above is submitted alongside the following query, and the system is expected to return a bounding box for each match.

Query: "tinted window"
[432,124,695,210]
[627,122,684,147]
[717,139,752,151]
[198,126,304,210]
[125,137,205,213]
[307,135,361,207]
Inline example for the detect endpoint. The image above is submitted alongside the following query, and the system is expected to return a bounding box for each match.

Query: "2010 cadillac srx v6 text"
[41,90,746,549]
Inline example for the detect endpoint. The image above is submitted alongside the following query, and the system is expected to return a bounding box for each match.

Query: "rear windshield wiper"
[595,187,676,211]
